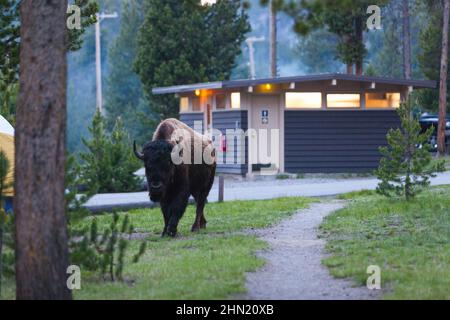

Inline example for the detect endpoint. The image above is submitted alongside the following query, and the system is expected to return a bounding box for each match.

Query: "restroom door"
[251,95,280,172]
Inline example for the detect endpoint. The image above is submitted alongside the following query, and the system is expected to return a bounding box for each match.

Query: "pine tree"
[261,0,389,74]
[367,1,403,78]
[80,112,142,193]
[135,0,250,120]
[376,100,445,200]
[0,0,20,87]
[417,0,450,113]
[71,213,147,282]
[437,0,449,156]
[1,0,98,125]
[296,28,343,74]
[15,0,72,300]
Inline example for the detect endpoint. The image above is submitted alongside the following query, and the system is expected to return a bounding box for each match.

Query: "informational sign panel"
[261,110,269,124]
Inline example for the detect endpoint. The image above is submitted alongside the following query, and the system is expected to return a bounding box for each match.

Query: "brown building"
[153,74,436,175]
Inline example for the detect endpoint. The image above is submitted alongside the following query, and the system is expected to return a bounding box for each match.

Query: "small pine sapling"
[71,212,147,282]
[376,100,445,200]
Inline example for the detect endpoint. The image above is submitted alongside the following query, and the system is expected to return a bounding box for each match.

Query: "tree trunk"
[438,0,449,156]
[15,0,72,300]
[355,17,364,75]
[346,63,353,75]
[402,0,412,79]
[269,0,277,77]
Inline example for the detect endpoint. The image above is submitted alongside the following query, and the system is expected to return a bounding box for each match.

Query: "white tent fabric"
[0,115,14,136]
[0,115,14,197]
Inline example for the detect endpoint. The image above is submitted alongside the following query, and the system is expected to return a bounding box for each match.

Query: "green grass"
[1,197,312,300]
[428,155,450,171]
[74,235,266,300]
[74,197,314,236]
[320,186,450,300]
[336,189,377,200]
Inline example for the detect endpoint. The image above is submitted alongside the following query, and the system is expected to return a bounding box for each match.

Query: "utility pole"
[246,37,265,79]
[269,0,277,78]
[95,12,118,114]
[402,0,412,80]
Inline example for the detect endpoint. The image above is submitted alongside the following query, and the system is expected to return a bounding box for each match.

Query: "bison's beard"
[150,192,162,202]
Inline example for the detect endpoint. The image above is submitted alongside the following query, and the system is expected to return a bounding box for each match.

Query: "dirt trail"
[244,201,380,300]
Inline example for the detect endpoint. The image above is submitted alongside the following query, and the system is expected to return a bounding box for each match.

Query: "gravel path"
[243,201,380,300]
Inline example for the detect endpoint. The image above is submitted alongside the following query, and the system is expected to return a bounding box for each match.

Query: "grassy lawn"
[320,186,450,299]
[1,197,312,300]
[429,155,450,171]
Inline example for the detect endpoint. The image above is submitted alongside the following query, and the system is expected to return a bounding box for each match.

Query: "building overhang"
[152,73,437,95]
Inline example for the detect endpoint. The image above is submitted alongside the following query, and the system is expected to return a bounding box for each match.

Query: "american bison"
[134,118,216,237]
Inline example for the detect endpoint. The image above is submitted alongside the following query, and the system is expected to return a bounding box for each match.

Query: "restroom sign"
[261,110,269,124]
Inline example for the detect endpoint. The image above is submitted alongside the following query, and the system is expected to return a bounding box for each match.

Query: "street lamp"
[95,11,118,114]
[245,37,265,79]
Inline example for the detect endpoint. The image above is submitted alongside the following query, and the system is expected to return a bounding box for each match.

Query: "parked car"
[419,114,450,151]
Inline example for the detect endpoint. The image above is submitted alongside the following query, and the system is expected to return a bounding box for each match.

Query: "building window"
[285,92,322,109]
[192,97,201,111]
[180,97,189,112]
[365,92,401,109]
[216,94,226,109]
[327,94,361,108]
[231,92,241,109]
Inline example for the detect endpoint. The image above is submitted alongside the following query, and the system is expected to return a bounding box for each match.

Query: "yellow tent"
[0,115,14,197]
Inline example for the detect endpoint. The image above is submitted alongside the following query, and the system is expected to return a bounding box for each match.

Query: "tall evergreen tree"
[418,0,450,113]
[402,0,412,79]
[296,28,344,74]
[438,0,449,155]
[135,0,250,121]
[15,0,72,300]
[104,0,153,143]
[367,1,403,78]
[0,0,98,125]
[261,0,388,75]
[0,0,19,87]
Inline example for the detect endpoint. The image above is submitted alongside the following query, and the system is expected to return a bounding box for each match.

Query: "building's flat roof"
[152,73,437,95]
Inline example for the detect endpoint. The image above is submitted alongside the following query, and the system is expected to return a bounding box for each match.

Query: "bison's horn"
[133,141,144,160]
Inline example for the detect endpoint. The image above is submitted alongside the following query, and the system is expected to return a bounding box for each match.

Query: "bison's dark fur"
[134,119,216,237]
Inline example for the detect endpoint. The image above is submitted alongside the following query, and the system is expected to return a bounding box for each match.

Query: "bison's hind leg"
[192,194,207,232]
[200,214,207,229]
[192,166,215,232]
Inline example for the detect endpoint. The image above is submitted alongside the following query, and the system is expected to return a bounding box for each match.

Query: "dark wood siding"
[180,113,204,133]
[212,110,248,175]
[284,110,400,173]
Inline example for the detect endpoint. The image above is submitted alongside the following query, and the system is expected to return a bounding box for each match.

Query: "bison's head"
[134,140,175,202]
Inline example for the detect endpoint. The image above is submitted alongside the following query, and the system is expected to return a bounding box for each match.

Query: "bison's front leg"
[165,190,190,237]
[160,203,170,237]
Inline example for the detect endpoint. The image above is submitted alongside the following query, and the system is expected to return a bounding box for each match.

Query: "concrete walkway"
[83,171,450,212]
